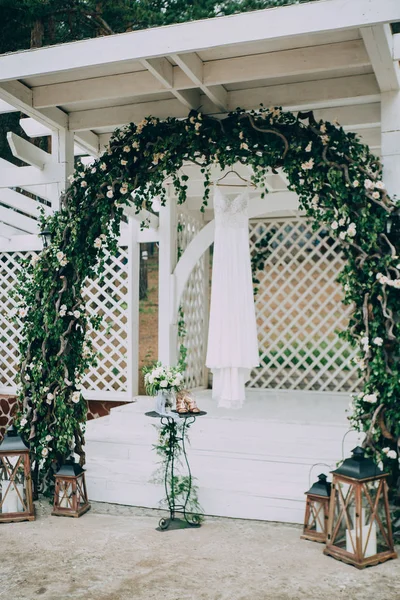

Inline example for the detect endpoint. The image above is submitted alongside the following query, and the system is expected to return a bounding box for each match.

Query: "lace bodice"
[213,186,249,229]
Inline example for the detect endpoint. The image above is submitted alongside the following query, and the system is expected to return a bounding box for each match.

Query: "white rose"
[45,435,53,442]
[121,159,128,166]
[20,418,27,427]
[100,163,107,171]
[305,142,312,152]
[375,181,385,190]
[364,393,378,404]
[18,307,28,318]
[47,393,54,401]
[338,218,346,226]
[81,181,87,188]
[123,145,131,152]
[373,337,383,346]
[353,180,360,188]
[339,231,346,240]
[71,391,81,404]
[106,190,114,198]
[387,450,397,459]
[41,448,49,457]
[364,179,374,189]
[73,310,80,319]
[372,191,380,199]
[120,187,128,194]
[94,238,102,248]
[160,380,168,388]
[331,221,338,230]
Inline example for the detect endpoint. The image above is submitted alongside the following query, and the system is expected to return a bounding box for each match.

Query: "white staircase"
[84,390,361,524]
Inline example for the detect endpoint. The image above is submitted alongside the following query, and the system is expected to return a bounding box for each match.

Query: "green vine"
[251,231,274,295]
[14,106,400,496]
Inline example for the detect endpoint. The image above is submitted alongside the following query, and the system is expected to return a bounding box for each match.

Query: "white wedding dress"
[206,185,259,409]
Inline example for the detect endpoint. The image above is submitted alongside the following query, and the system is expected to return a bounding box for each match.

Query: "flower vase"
[155,389,173,415]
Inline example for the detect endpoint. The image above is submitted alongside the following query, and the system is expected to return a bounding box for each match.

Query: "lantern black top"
[38,229,52,248]
[305,473,331,497]
[332,446,384,480]
[0,425,29,453]
[55,457,85,478]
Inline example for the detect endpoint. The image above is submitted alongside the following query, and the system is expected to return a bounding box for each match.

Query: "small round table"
[145,410,207,531]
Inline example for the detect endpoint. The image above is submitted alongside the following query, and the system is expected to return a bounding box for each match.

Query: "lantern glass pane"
[330,481,356,551]
[76,475,87,507]
[360,480,390,556]
[58,481,73,509]
[0,456,27,514]
[308,499,326,533]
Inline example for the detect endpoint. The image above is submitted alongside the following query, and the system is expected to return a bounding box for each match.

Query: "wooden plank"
[7,132,53,169]
[392,33,400,61]
[173,52,227,111]
[0,164,65,188]
[0,234,42,250]
[0,100,16,114]
[0,188,51,218]
[0,205,39,233]
[0,0,398,81]
[361,25,400,91]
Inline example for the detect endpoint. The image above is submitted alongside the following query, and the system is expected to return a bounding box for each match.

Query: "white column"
[127,218,140,398]
[381,91,400,197]
[51,128,74,210]
[158,192,178,366]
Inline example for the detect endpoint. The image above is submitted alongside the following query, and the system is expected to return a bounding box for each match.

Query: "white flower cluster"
[376,272,400,289]
[382,447,397,460]
[144,363,184,394]
[353,356,366,370]
[330,216,356,239]
[56,251,68,267]
[359,392,378,404]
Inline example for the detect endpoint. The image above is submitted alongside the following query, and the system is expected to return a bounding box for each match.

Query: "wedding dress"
[206,185,259,409]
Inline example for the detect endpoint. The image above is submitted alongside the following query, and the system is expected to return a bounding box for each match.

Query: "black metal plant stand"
[145,410,206,531]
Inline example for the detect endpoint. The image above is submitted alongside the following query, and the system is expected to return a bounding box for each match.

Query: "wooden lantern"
[52,457,90,518]
[0,426,35,523]
[301,473,331,543]
[324,446,397,569]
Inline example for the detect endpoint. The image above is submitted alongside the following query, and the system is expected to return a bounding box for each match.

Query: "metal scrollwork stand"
[145,410,206,531]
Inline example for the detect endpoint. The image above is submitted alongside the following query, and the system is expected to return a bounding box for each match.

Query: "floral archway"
[15,107,400,491]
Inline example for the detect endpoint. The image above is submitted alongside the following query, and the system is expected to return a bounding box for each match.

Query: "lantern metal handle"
[308,462,332,488]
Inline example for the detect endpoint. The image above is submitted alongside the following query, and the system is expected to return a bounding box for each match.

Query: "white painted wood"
[394,33,400,60]
[0,189,51,218]
[0,234,41,251]
[225,74,380,113]
[173,52,227,111]
[127,218,140,398]
[19,117,51,137]
[381,90,400,198]
[51,128,74,209]
[0,223,25,238]
[69,74,380,130]
[84,392,363,523]
[0,81,99,156]
[0,164,65,188]
[123,206,159,230]
[0,0,397,81]
[33,70,164,108]
[0,206,39,233]
[7,132,53,169]
[0,100,16,113]
[361,25,400,91]
[158,193,178,366]
[28,39,369,110]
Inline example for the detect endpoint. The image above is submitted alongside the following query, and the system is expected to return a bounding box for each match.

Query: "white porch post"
[51,128,74,210]
[127,217,140,398]
[381,91,400,197]
[158,192,178,366]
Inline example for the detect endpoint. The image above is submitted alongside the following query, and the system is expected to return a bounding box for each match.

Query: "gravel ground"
[1,501,399,600]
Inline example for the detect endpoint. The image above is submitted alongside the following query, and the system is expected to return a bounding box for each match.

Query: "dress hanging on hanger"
[206,178,259,409]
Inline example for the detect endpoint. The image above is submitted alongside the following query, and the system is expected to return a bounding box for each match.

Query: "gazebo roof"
[0,0,399,150]
[0,0,399,237]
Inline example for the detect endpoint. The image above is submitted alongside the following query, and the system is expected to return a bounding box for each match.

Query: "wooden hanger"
[216,169,256,188]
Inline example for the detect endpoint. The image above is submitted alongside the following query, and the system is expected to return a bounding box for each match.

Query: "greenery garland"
[15,106,400,494]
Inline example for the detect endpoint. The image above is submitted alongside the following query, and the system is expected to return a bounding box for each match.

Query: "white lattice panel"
[177,210,208,389]
[0,248,130,398]
[0,252,34,390]
[83,248,129,393]
[248,217,361,392]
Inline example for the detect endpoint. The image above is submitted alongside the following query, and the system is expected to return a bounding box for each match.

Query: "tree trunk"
[31,19,44,48]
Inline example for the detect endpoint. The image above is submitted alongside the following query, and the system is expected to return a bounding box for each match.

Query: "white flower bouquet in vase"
[143,363,184,416]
